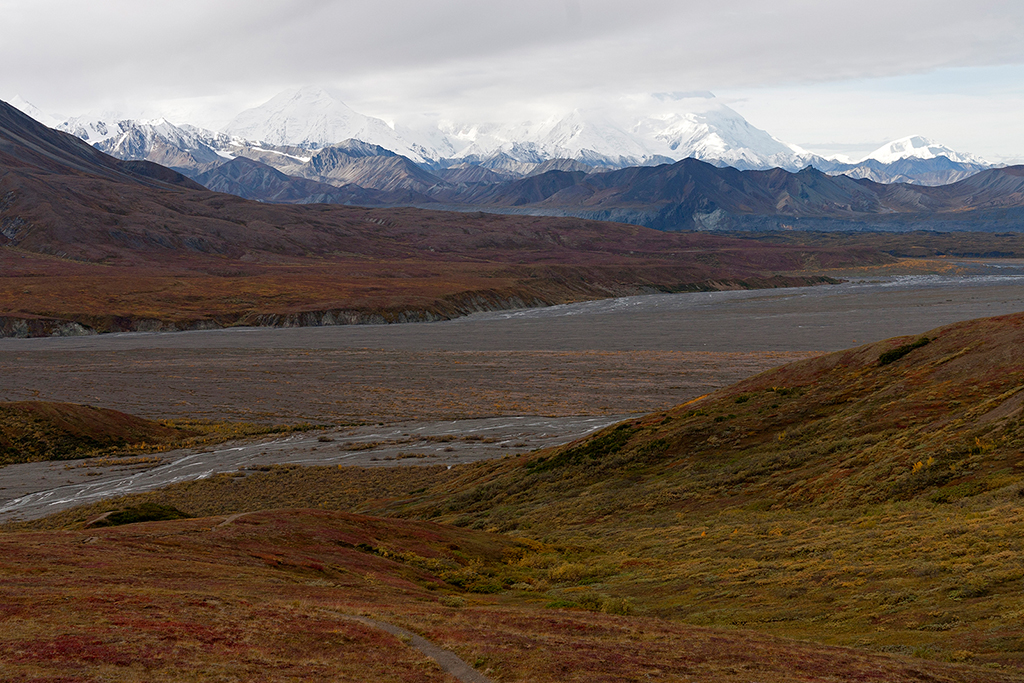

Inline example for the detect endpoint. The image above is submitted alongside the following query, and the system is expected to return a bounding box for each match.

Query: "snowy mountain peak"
[864,135,988,165]
[542,108,653,162]
[626,94,806,170]
[222,86,437,163]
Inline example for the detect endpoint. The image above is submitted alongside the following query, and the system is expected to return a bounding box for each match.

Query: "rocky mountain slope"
[192,156,403,205]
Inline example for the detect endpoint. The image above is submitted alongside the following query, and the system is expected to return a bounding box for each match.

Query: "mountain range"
[3,97,889,336]
[163,140,1024,233]
[424,160,1024,233]
[8,91,1024,234]
[14,86,993,188]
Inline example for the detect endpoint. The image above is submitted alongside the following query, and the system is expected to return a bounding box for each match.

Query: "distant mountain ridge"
[10,93,1016,234]
[429,160,1024,232]
[178,136,1024,233]
[18,87,994,187]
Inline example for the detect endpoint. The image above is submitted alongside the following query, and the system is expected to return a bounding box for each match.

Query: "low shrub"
[93,503,190,527]
[878,337,931,366]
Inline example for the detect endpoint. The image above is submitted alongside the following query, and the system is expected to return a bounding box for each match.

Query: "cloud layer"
[3,1,1024,156]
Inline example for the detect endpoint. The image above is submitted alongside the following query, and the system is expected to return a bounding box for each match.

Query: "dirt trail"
[215,512,249,528]
[331,612,494,683]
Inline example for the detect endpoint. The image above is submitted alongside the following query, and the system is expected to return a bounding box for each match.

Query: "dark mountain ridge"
[431,159,1024,232]
[185,131,1024,232]
[0,102,203,192]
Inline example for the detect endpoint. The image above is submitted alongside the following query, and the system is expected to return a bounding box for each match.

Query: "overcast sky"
[3,0,1024,161]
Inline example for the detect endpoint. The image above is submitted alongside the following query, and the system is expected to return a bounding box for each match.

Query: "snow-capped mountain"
[449,109,657,167]
[864,135,988,166]
[55,116,231,174]
[631,92,810,170]
[217,88,813,171]
[441,93,808,171]
[801,135,992,186]
[11,89,994,190]
[222,86,449,164]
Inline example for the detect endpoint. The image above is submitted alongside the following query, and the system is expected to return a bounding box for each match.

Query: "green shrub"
[94,503,190,527]
[526,424,636,473]
[878,337,931,365]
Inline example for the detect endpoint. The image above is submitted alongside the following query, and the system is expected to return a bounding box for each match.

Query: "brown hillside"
[0,401,188,465]
[417,310,1024,524]
[0,401,313,466]
[360,311,1024,665]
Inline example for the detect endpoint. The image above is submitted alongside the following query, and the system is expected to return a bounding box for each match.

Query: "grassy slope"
[423,310,1024,520]
[1,223,876,336]
[387,311,1024,666]
[1,508,1015,683]
[0,401,188,465]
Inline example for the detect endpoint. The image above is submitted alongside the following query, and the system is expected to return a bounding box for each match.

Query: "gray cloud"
[2,0,1024,147]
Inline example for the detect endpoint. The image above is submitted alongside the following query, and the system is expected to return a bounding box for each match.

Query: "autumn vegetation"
[6,311,1024,680]
[5,508,1020,682]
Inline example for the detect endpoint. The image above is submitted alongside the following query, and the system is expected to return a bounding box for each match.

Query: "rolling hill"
[0,401,188,466]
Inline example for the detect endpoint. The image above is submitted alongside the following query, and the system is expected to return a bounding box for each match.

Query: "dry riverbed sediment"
[0,415,625,522]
